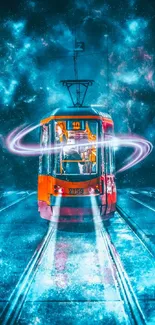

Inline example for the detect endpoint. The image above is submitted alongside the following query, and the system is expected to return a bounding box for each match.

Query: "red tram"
[38,105,116,222]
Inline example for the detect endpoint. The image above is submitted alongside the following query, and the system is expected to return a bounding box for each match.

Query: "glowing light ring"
[6,124,153,173]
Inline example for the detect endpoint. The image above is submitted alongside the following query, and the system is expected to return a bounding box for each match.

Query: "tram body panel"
[38,107,116,222]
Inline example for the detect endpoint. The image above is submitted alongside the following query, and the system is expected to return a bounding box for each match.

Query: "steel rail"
[0,224,56,325]
[0,192,35,213]
[101,225,146,325]
[116,205,155,258]
[129,194,155,213]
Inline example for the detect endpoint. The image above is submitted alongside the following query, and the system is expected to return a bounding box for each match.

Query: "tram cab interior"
[53,119,98,178]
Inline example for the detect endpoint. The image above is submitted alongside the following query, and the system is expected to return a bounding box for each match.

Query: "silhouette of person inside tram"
[63,139,84,174]
[54,123,67,174]
[56,123,67,144]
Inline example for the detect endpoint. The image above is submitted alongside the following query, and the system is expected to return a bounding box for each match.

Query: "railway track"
[101,224,146,325]
[0,192,35,213]
[116,205,155,258]
[0,209,150,325]
[129,194,155,213]
[0,224,56,325]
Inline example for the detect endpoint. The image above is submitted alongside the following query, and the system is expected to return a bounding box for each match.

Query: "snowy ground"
[0,189,154,324]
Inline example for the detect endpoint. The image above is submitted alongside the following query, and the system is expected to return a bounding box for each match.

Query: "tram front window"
[53,120,98,176]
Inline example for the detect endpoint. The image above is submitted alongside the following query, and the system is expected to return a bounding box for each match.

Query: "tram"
[38,103,116,222]
[38,44,116,222]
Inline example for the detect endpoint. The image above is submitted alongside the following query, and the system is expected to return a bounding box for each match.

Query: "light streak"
[6,124,153,173]
[29,196,61,301]
[91,196,122,305]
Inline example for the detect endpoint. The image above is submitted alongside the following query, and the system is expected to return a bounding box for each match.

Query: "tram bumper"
[38,194,115,222]
[53,195,102,222]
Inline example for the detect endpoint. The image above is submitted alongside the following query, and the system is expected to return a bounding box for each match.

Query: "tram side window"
[39,124,51,174]
[53,120,98,175]
[105,145,115,175]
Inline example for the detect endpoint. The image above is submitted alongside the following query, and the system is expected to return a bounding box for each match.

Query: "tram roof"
[41,106,112,124]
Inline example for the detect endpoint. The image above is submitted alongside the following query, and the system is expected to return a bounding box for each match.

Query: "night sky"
[0,0,155,189]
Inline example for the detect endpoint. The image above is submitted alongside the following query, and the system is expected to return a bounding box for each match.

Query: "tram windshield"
[53,120,98,176]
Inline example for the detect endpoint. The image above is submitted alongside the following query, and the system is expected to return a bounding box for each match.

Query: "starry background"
[0,0,155,190]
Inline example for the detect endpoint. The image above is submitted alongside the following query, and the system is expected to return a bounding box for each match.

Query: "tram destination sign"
[66,120,86,131]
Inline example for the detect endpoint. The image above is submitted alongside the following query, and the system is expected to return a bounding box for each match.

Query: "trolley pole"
[61,28,93,108]
[74,27,81,106]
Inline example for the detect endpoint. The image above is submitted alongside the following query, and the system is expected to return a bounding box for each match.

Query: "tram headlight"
[58,187,64,194]
[95,185,100,194]
[88,186,100,194]
[88,187,95,194]
[54,185,64,195]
